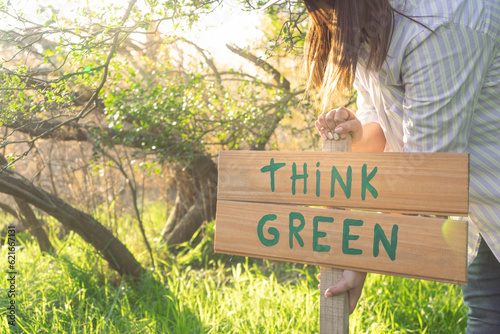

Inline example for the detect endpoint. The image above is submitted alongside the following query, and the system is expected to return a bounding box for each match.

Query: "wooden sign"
[215,151,469,284]
[217,151,469,216]
[216,200,467,284]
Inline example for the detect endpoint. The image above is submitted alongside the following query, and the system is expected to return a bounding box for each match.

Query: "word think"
[260,158,379,200]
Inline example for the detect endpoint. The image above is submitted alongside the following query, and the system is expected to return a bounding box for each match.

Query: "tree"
[0,155,145,277]
[0,0,315,275]
[0,0,228,273]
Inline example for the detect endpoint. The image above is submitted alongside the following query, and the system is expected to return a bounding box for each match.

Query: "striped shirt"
[355,0,500,264]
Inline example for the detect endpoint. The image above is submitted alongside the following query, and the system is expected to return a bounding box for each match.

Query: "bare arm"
[352,122,386,152]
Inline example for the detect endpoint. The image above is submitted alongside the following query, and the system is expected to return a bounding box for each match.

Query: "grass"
[1,204,467,333]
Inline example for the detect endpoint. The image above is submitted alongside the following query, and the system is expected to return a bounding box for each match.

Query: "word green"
[260,159,378,200]
[257,211,398,261]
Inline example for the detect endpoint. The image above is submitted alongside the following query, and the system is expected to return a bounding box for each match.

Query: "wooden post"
[320,135,351,334]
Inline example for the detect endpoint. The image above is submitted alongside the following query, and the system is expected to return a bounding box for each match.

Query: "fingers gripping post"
[320,135,351,334]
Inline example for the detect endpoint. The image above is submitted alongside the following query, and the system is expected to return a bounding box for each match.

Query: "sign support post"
[320,136,352,334]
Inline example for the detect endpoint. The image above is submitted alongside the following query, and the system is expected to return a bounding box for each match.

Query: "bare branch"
[0,172,144,277]
[226,43,290,91]
[166,37,224,95]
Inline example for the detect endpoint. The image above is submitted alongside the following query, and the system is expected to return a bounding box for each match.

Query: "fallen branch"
[0,172,145,278]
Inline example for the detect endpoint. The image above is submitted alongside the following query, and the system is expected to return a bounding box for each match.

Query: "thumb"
[324,278,350,298]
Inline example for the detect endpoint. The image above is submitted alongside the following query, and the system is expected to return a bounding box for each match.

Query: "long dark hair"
[304,0,394,111]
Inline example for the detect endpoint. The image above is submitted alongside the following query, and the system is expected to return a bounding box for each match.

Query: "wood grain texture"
[217,151,469,216]
[321,137,350,334]
[320,267,349,334]
[215,141,469,333]
[214,200,468,284]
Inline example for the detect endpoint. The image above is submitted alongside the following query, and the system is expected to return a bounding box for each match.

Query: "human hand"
[315,107,363,143]
[318,270,367,314]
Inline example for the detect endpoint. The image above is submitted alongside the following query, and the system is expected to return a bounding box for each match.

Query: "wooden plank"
[215,200,468,284]
[217,151,469,216]
[320,268,349,334]
[321,137,351,334]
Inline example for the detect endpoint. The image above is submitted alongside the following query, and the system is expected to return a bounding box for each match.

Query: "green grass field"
[1,204,467,333]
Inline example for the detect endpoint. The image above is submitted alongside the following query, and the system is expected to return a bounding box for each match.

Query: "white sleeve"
[353,72,379,125]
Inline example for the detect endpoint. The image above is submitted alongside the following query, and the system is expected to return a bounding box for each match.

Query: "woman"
[304,0,500,332]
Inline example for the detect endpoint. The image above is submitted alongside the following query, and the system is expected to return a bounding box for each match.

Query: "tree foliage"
[0,0,317,276]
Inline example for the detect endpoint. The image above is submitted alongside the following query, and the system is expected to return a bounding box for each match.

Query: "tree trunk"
[164,183,213,245]
[0,173,145,278]
[0,201,19,218]
[1,154,54,253]
[161,155,217,245]
[15,199,54,253]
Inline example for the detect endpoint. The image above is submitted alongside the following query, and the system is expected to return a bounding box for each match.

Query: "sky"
[190,0,264,66]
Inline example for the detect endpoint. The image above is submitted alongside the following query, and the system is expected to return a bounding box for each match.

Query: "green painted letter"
[373,224,398,261]
[260,158,286,192]
[331,165,352,199]
[362,164,378,200]
[289,212,305,249]
[313,216,333,252]
[342,219,363,255]
[257,214,279,247]
[316,162,321,197]
[291,163,308,195]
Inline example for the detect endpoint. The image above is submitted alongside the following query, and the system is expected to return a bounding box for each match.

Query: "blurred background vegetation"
[0,0,465,332]
[0,0,321,266]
